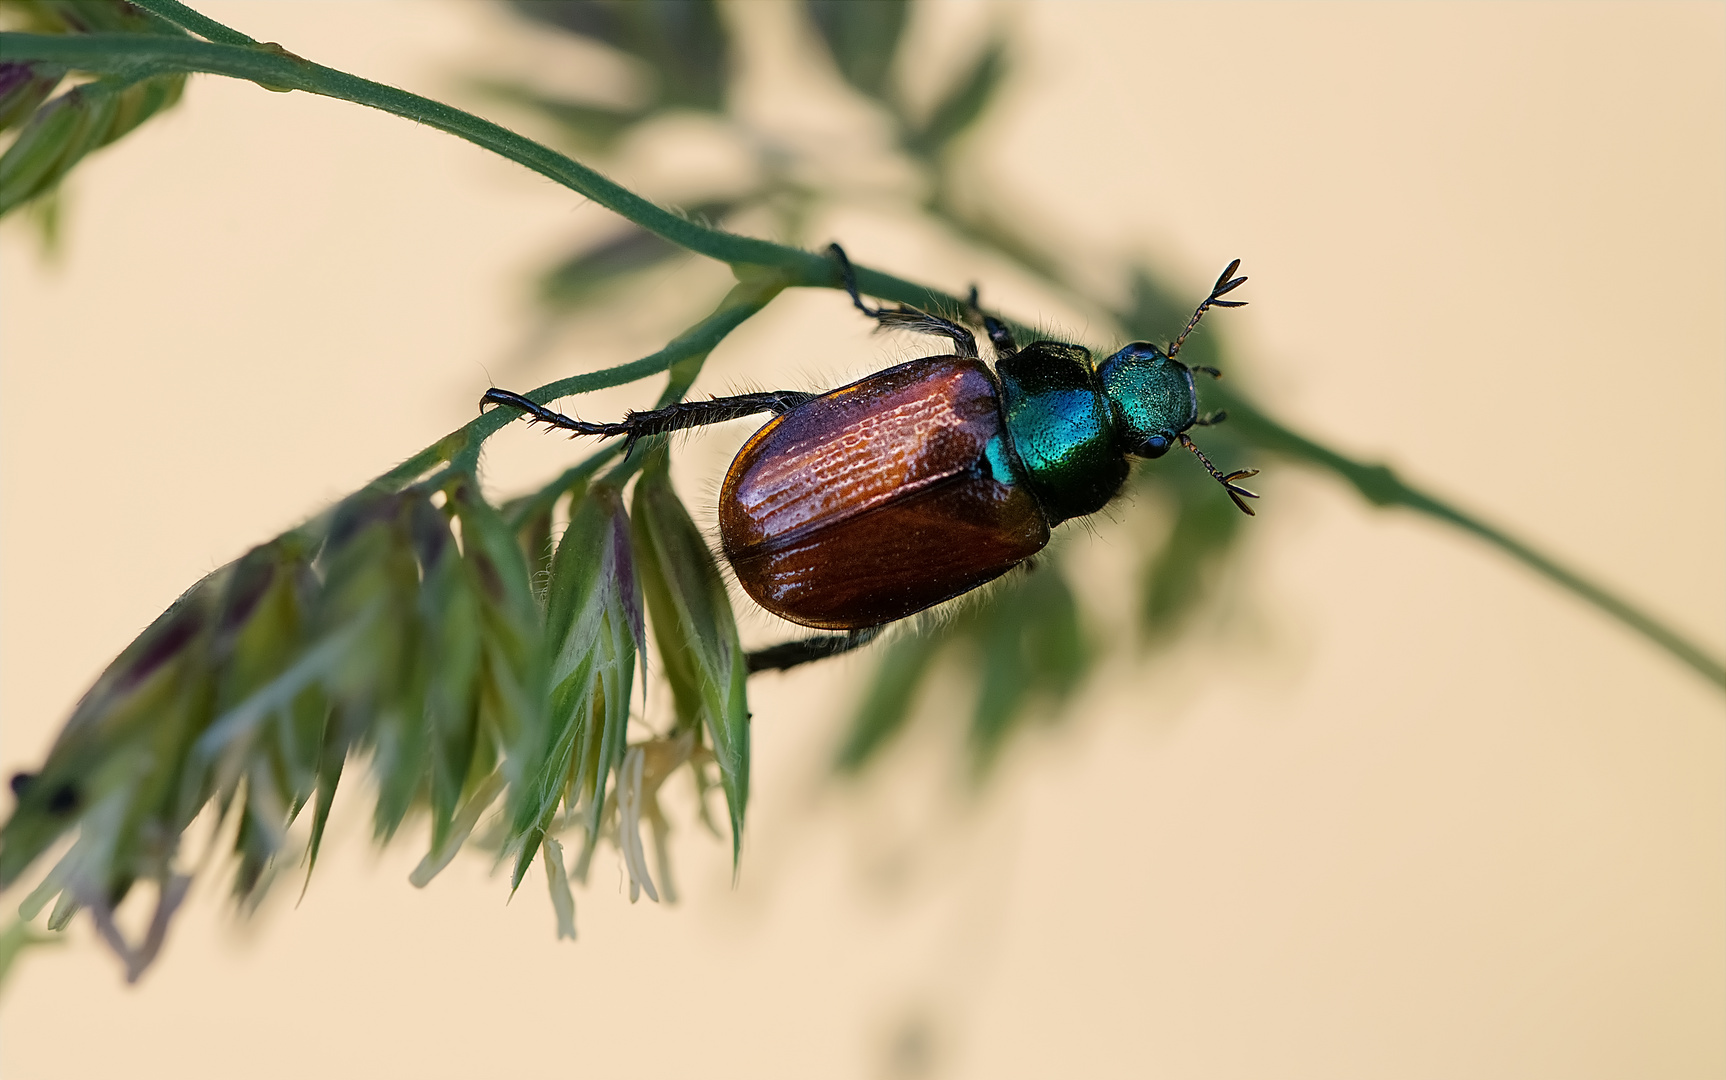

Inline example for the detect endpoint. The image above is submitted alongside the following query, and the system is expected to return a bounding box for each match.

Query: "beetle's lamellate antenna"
[1177,433,1260,515]
[1167,259,1248,360]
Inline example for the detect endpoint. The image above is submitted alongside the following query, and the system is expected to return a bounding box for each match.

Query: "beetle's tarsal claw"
[827,242,882,318]
[1178,434,1261,516]
[1195,410,1229,427]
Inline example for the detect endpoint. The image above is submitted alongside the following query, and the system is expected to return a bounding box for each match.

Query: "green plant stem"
[132,0,256,46]
[0,29,950,313]
[375,273,785,491]
[5,18,1718,691]
[1213,385,1726,688]
[923,191,1726,690]
[503,447,620,529]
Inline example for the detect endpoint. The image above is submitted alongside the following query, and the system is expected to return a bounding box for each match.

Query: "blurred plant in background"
[478,0,1254,775]
[0,0,1717,987]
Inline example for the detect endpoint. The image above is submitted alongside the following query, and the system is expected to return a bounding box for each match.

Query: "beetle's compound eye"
[1137,434,1173,458]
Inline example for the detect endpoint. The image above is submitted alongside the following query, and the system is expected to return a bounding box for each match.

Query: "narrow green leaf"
[409,770,504,888]
[396,496,480,850]
[195,538,323,826]
[630,450,749,863]
[0,62,66,131]
[905,36,1006,160]
[513,498,554,596]
[806,0,910,102]
[540,220,722,310]
[301,717,344,890]
[9,1,184,36]
[1136,466,1246,646]
[509,0,731,112]
[542,837,576,940]
[448,480,547,888]
[834,632,943,773]
[965,566,1089,776]
[16,860,65,922]
[0,566,222,889]
[231,763,286,902]
[0,917,62,990]
[45,890,78,932]
[0,72,184,215]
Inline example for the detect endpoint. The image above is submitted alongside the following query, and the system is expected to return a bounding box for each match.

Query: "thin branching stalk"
[2,7,1717,689]
[2,0,1718,989]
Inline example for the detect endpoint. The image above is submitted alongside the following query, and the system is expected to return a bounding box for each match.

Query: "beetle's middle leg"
[965,285,1019,359]
[481,388,817,453]
[827,243,979,359]
[746,625,885,673]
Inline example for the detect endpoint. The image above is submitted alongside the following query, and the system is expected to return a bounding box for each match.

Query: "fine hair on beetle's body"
[482,243,1258,672]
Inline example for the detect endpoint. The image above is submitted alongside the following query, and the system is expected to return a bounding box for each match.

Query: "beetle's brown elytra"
[719,356,1048,629]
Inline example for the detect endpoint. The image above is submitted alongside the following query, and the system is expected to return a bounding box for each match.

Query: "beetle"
[482,245,1256,670]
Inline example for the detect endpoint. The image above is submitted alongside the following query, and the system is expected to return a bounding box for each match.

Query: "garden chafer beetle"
[483,246,1256,669]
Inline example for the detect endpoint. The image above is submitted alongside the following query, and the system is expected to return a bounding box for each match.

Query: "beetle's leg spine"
[746,625,885,673]
[483,388,816,451]
[1167,259,1249,360]
[616,392,819,453]
[1177,433,1261,516]
[480,388,629,438]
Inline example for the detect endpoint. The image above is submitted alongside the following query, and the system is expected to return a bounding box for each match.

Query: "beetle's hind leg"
[827,243,978,359]
[481,387,817,454]
[746,625,885,673]
[480,388,629,439]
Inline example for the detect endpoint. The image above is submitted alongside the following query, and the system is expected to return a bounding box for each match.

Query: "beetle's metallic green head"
[1096,341,1199,459]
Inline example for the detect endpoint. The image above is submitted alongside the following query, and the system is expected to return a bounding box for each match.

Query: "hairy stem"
[926,187,1726,690]
[1214,386,1726,688]
[0,29,951,312]
[375,273,786,491]
[132,0,256,46]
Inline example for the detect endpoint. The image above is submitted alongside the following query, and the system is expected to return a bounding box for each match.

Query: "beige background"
[2,3,1722,1078]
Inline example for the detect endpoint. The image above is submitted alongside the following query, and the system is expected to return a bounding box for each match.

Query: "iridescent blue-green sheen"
[982,429,1022,487]
[1095,342,1198,451]
[996,342,1130,524]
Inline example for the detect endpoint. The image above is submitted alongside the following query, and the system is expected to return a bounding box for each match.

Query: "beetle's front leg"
[481,388,817,452]
[745,625,885,673]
